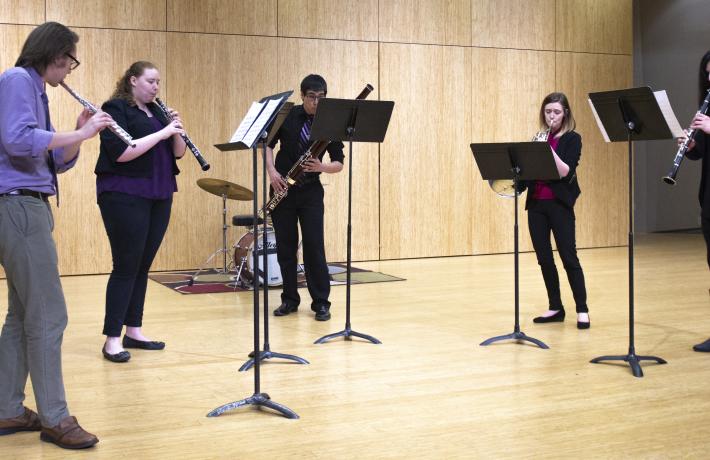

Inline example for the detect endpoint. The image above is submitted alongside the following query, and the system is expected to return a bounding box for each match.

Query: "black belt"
[0,189,50,202]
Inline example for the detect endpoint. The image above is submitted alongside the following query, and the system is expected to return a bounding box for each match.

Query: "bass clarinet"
[663,88,710,185]
[261,83,374,216]
[59,81,136,147]
[154,97,210,171]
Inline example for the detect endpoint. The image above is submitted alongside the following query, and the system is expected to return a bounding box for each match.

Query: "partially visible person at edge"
[0,21,113,449]
[95,61,186,363]
[682,50,710,352]
[522,92,591,330]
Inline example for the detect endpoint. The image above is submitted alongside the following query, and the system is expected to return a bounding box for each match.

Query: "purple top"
[96,116,177,200]
[0,67,78,195]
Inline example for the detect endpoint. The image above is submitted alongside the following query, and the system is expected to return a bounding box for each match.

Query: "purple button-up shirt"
[0,66,78,195]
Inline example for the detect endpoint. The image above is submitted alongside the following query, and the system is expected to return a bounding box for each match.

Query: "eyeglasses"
[304,93,325,102]
[65,52,80,70]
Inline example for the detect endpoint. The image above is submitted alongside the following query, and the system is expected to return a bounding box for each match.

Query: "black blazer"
[522,130,582,210]
[95,98,180,178]
[686,131,709,213]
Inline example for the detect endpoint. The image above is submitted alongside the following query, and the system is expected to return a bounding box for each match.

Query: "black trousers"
[270,182,330,310]
[527,199,588,313]
[98,192,172,337]
[702,213,710,269]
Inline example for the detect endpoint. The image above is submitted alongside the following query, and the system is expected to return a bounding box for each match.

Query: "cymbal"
[197,178,253,201]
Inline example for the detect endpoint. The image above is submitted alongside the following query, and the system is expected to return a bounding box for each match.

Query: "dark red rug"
[149,264,405,295]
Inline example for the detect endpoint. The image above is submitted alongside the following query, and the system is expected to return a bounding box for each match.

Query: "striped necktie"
[41,92,59,206]
[298,116,313,154]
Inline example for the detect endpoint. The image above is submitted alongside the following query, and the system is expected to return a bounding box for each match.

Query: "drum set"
[190,178,297,288]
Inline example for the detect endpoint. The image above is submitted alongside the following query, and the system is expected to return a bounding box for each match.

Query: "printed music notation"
[230,98,284,148]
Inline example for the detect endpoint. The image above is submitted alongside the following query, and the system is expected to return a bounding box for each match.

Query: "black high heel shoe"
[533,310,565,323]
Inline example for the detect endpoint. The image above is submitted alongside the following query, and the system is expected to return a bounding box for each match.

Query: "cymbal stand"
[188,192,232,286]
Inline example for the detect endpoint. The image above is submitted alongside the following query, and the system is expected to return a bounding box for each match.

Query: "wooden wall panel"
[277,0,378,41]
[0,25,35,70]
[556,52,633,249]
[380,42,473,259]
[276,38,380,262]
[0,0,43,24]
[556,0,633,54]
[163,33,278,271]
[167,0,277,36]
[46,0,166,30]
[47,29,167,275]
[471,0,555,50]
[379,0,471,46]
[470,48,556,254]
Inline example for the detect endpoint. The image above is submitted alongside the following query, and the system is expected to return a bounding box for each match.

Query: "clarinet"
[58,81,136,147]
[154,97,210,171]
[663,88,710,185]
[261,83,374,216]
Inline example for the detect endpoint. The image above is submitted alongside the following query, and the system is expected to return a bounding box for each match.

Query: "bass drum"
[233,228,282,286]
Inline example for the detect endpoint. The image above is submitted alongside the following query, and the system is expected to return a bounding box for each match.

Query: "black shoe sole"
[577,322,591,329]
[102,348,130,363]
[40,432,98,449]
[533,312,566,323]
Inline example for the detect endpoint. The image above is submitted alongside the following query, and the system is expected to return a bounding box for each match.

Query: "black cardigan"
[521,130,582,210]
[95,98,180,177]
[686,131,709,214]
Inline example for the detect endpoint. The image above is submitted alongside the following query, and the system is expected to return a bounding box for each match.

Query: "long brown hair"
[110,61,157,106]
[15,22,78,74]
[539,92,576,137]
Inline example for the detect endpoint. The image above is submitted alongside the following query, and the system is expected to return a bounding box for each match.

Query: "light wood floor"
[2,233,710,459]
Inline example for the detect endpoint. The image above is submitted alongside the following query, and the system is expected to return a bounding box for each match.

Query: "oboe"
[663,88,710,185]
[261,83,374,216]
[154,97,210,171]
[58,81,136,147]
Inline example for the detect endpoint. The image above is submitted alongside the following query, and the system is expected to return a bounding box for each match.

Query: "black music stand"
[208,91,299,419]
[588,87,669,378]
[310,97,395,345]
[471,141,560,349]
[238,100,309,372]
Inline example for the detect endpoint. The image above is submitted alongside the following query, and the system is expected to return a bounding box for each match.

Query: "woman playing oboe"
[95,61,186,362]
[682,50,710,352]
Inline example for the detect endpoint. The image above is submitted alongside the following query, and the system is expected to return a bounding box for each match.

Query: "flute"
[154,97,210,171]
[58,81,136,147]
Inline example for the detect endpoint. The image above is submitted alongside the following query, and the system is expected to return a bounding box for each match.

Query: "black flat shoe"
[693,338,710,352]
[122,336,165,350]
[314,305,331,321]
[577,320,591,329]
[533,310,565,323]
[102,346,130,363]
[273,303,298,317]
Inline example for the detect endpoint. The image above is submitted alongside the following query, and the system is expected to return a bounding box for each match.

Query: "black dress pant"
[527,199,588,313]
[270,182,330,310]
[98,191,172,337]
[702,213,710,269]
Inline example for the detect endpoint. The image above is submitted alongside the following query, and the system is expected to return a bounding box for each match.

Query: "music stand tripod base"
[239,347,310,372]
[590,351,667,378]
[480,329,549,349]
[207,393,299,419]
[314,326,382,345]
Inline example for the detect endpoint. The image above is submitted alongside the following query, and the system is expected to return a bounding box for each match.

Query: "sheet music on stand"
[217,90,293,151]
[588,89,684,142]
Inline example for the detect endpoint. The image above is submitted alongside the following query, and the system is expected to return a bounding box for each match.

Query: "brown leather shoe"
[0,406,41,435]
[40,416,98,449]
